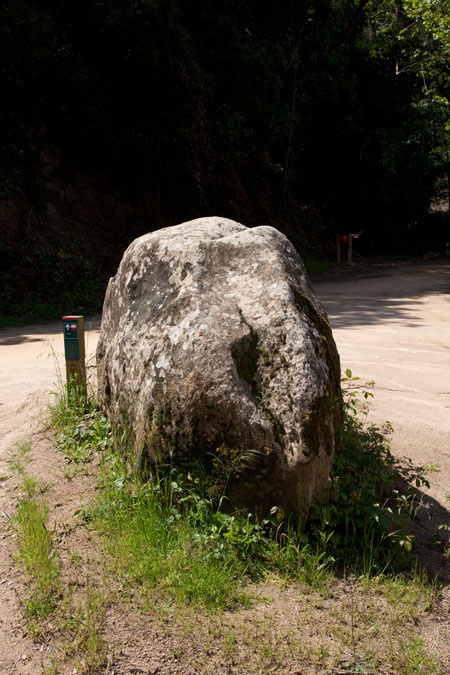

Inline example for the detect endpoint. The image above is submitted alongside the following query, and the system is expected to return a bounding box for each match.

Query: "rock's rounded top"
[126,217,301,266]
[131,216,246,248]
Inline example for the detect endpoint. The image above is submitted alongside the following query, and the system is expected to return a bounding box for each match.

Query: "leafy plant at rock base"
[49,381,112,466]
[436,523,450,553]
[56,411,111,465]
[306,370,430,574]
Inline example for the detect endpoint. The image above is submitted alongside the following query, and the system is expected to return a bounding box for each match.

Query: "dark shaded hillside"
[1,1,449,323]
[0,124,328,323]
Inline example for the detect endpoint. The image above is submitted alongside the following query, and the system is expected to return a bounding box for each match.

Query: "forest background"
[1,0,450,323]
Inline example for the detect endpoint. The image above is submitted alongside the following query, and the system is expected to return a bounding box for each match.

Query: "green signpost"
[62,315,86,387]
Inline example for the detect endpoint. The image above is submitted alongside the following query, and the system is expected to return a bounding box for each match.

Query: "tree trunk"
[447,169,450,215]
[283,69,297,197]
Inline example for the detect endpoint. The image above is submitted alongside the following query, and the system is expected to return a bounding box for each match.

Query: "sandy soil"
[0,318,101,456]
[316,261,450,513]
[0,319,101,674]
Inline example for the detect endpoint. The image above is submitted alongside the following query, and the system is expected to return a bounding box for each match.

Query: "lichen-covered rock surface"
[97,217,342,519]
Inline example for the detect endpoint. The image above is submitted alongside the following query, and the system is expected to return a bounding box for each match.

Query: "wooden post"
[62,315,86,388]
[336,234,341,263]
[348,233,353,265]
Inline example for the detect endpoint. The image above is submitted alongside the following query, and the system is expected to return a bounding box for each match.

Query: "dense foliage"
[1,1,450,317]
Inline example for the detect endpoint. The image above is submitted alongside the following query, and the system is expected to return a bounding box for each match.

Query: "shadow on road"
[0,336,43,346]
[324,296,426,329]
[317,265,450,330]
[410,486,450,587]
[0,317,101,346]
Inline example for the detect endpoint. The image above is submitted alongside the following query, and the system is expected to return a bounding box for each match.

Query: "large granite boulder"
[97,217,342,519]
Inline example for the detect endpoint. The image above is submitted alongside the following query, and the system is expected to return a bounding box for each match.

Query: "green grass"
[83,434,347,608]
[362,569,437,624]
[89,470,261,609]
[60,578,107,673]
[7,440,32,474]
[7,374,442,673]
[393,637,440,675]
[14,483,60,623]
[7,438,106,670]
[6,442,60,627]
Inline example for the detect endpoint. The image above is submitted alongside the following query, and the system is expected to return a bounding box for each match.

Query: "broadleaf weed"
[306,370,431,575]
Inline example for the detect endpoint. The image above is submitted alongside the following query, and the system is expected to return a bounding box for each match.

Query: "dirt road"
[0,318,101,455]
[315,261,450,511]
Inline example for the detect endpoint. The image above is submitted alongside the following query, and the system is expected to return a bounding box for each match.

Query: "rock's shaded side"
[96,217,342,519]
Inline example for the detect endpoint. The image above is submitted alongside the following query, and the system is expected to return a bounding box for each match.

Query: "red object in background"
[338,234,349,244]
